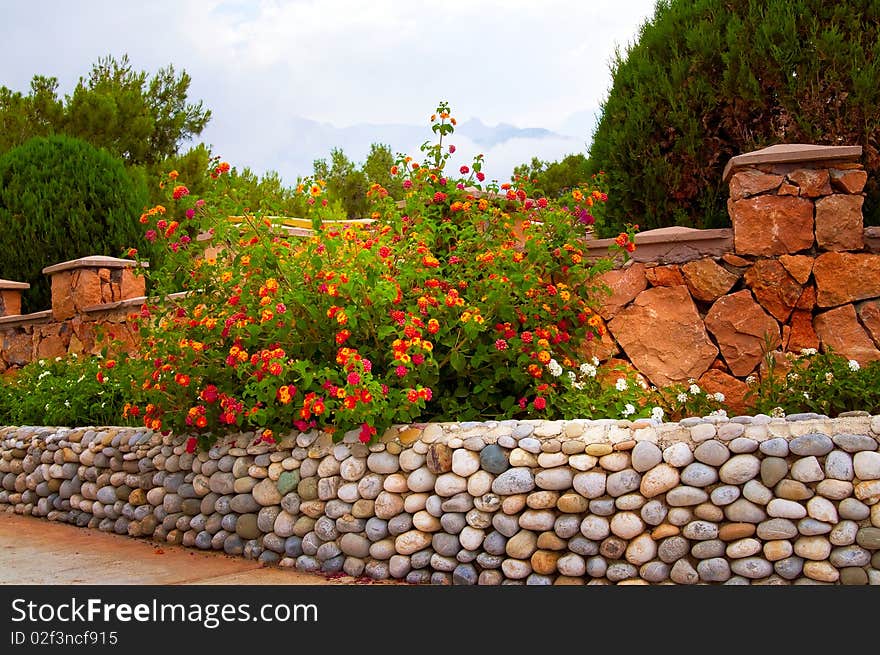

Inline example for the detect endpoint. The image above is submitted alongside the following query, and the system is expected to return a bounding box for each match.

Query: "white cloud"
[0,0,658,184]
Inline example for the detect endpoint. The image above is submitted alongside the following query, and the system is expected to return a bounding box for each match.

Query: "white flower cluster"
[579,362,597,378]
[689,384,701,395]
[800,348,818,356]
[621,403,636,417]
[676,392,688,403]
[713,392,725,402]
[848,359,860,372]
[651,406,664,422]
[547,359,563,378]
[615,378,628,392]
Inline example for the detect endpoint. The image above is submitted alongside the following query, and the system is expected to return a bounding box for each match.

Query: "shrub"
[0,354,138,427]
[126,103,632,445]
[589,0,880,235]
[0,135,149,312]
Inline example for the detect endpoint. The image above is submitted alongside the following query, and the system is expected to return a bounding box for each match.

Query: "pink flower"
[476,172,485,182]
[145,229,157,242]
[403,180,412,189]
[460,165,469,175]
[185,208,195,219]
[412,353,425,365]
[362,358,372,372]
[534,396,547,410]
[449,145,456,154]
[495,339,508,351]
[180,235,191,244]
[347,372,361,386]
[195,199,206,207]
[395,365,408,377]
[275,302,286,313]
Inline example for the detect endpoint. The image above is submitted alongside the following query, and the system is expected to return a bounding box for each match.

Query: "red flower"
[359,423,377,443]
[460,165,469,175]
[534,396,547,410]
[476,172,485,182]
[172,185,190,200]
[495,339,508,351]
[185,437,197,453]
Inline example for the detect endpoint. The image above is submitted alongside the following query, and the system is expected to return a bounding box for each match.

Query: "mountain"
[203,114,590,186]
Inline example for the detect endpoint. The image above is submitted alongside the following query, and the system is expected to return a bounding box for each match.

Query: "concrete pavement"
[0,512,361,585]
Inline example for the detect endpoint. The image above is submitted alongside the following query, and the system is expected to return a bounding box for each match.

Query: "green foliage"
[512,153,591,198]
[747,348,880,416]
[0,135,149,312]
[0,354,137,427]
[589,0,880,235]
[126,103,622,443]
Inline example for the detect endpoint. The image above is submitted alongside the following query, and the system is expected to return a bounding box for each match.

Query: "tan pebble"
[614,440,636,451]
[501,494,527,514]
[585,444,613,457]
[536,531,567,550]
[599,452,630,471]
[651,524,680,539]
[531,550,562,574]
[694,503,724,522]
[803,560,839,583]
[763,539,793,561]
[537,452,568,468]
[554,575,585,585]
[510,448,538,467]
[719,522,757,541]
[557,492,588,513]
[561,440,585,454]
[527,490,559,509]
[398,428,422,445]
[412,510,442,532]
[794,536,832,561]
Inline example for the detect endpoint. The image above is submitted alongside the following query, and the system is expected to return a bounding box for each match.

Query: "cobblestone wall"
[2,414,879,585]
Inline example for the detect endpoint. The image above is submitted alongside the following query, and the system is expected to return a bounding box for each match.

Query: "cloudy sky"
[1,0,658,184]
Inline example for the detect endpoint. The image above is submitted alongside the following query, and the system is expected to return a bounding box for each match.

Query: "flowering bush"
[746,347,880,416]
[125,102,634,445]
[0,354,138,427]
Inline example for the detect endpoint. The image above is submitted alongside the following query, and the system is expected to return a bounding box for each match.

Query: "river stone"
[229,494,259,513]
[805,497,837,523]
[662,443,693,467]
[670,559,699,584]
[585,556,607,578]
[791,456,824,483]
[631,442,663,472]
[610,512,645,539]
[506,530,538,559]
[731,557,773,579]
[803,560,839,583]
[696,557,731,582]
[568,536,598,557]
[775,479,813,501]
[527,490,559,510]
[693,441,729,467]
[830,545,871,568]
[639,561,670,583]
[580,515,610,540]
[840,498,870,522]
[557,492,588,514]
[509,449,537,467]
[774,556,804,580]
[434,473,468,497]
[829,520,857,546]
[667,508,694,526]
[234,514,260,539]
[682,520,719,541]
[719,454,760,484]
[606,469,641,497]
[767,498,807,519]
[761,539,792,562]
[479,444,509,474]
[556,553,586,577]
[840,567,869,585]
[252,478,282,506]
[387,513,413,536]
[854,451,880,479]
[759,438,790,457]
[759,458,788,488]
[680,463,718,487]
[535,467,574,491]
[573,471,606,498]
[451,449,480,477]
[856,526,880,549]
[832,433,878,452]
[817,479,854,500]
[625,533,657,565]
[641,499,668,526]
[757,518,798,540]
[606,562,638,582]
[666,486,708,506]
[718,523,756,541]
[569,454,598,471]
[639,464,679,498]
[657,535,688,563]
[554,515,582,539]
[709,485,740,506]
[789,434,834,456]
[492,468,535,495]
[367,452,399,474]
[394,530,431,555]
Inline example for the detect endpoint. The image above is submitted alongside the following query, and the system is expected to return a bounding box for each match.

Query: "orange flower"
[175,373,191,387]
[168,170,179,180]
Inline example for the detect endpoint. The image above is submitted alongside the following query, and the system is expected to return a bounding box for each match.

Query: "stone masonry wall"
[2,415,879,585]
[582,149,880,414]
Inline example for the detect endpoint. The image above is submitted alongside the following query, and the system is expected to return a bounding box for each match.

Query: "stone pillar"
[0,279,29,317]
[724,143,865,256]
[42,256,149,320]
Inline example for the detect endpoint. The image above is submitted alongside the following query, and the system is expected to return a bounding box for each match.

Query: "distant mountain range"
[204,110,599,186]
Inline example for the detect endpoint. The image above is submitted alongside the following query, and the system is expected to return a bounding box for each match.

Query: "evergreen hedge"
[589,0,880,235]
[0,135,148,312]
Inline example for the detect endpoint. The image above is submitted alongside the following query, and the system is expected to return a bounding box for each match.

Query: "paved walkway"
[0,513,356,585]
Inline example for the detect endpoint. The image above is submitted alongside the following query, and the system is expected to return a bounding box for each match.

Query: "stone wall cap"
[585,227,733,250]
[0,279,29,290]
[723,143,862,183]
[42,256,150,275]
[0,309,52,326]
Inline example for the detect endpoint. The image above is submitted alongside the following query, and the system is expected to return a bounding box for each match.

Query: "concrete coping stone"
[722,143,862,183]
[42,256,149,276]
[0,279,29,290]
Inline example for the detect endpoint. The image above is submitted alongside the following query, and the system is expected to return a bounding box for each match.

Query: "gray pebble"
[697,557,731,582]
[789,433,834,456]
[759,438,790,457]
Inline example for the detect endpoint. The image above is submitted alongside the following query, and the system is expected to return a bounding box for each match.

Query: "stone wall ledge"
[3,414,879,585]
[0,310,54,328]
[586,227,734,265]
[41,256,149,276]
